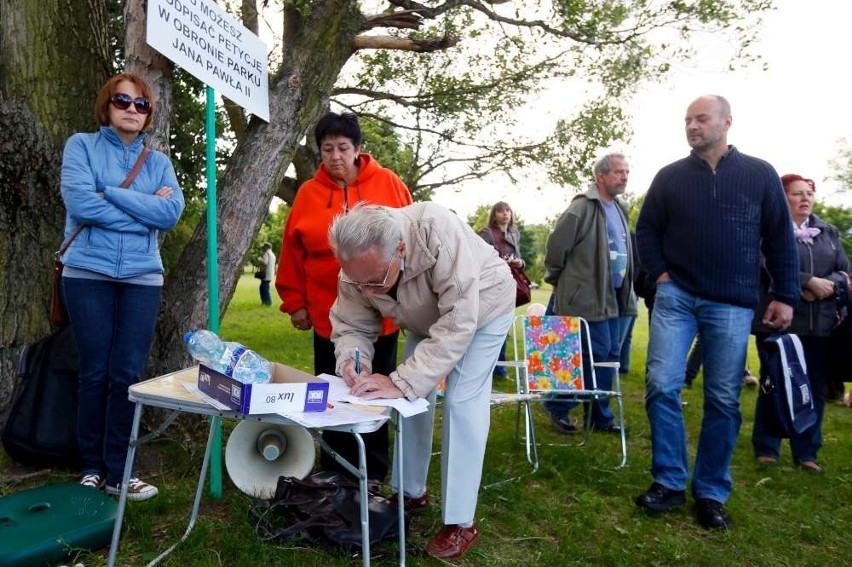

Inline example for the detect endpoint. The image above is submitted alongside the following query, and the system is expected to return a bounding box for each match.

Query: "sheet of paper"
[316,373,429,417]
[278,404,388,428]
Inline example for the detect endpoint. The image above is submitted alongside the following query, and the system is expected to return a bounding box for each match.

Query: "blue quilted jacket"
[59,127,184,278]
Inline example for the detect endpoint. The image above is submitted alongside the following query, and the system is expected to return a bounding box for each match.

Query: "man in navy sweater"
[635,95,798,530]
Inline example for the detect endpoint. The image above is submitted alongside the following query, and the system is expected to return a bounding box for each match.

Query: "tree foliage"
[0,0,778,409]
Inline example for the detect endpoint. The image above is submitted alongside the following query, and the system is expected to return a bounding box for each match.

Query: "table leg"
[107,401,143,567]
[396,412,406,566]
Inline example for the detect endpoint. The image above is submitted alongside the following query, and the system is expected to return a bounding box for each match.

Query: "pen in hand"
[354,348,360,375]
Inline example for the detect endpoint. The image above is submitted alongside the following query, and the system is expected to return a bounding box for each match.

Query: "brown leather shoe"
[389,491,430,514]
[425,524,479,560]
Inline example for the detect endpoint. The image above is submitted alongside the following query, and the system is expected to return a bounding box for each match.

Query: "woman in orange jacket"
[275,111,412,482]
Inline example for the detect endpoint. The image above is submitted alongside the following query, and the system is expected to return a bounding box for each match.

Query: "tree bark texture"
[0,0,109,413]
[146,0,362,378]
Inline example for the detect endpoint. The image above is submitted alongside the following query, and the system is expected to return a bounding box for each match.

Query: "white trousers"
[391,312,514,525]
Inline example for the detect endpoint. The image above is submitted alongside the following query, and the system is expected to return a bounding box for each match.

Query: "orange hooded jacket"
[275,154,413,338]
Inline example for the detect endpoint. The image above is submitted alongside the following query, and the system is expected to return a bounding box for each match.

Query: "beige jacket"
[331,203,515,400]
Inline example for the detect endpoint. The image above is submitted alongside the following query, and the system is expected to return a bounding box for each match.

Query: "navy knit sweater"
[636,146,799,309]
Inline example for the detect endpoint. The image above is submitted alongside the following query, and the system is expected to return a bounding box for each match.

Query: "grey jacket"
[331,203,515,399]
[544,184,637,321]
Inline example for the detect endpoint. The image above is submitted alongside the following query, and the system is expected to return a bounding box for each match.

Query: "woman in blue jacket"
[60,73,184,500]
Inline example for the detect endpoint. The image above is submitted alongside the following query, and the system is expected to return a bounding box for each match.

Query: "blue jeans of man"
[62,277,162,485]
[543,316,630,428]
[752,334,828,463]
[259,279,272,305]
[645,281,753,503]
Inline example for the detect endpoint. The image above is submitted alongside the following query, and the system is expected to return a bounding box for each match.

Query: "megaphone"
[225,421,316,499]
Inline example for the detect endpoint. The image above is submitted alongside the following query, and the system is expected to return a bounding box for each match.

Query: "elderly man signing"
[329,202,515,560]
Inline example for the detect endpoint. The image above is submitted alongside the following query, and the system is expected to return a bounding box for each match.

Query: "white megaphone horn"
[225,421,316,499]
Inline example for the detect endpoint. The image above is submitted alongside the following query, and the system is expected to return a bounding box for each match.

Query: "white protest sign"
[147,0,270,122]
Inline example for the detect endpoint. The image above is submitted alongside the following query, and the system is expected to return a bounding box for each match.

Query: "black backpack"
[1,325,80,467]
[756,333,817,438]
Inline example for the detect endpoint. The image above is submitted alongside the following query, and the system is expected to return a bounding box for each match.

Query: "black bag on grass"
[757,333,817,438]
[250,471,400,552]
[2,325,80,467]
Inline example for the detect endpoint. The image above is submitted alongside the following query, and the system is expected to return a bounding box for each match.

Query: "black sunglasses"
[110,93,151,115]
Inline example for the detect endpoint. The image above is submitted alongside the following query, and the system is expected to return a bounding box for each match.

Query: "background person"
[275,111,412,483]
[635,95,798,530]
[478,201,525,378]
[543,153,636,434]
[329,203,514,560]
[258,242,276,306]
[751,174,851,473]
[60,73,184,500]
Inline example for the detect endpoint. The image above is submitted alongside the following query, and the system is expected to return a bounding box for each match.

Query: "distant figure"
[275,111,412,483]
[543,153,636,435]
[635,95,798,530]
[478,201,525,378]
[60,73,184,501]
[258,242,276,306]
[329,203,514,560]
[751,174,851,473]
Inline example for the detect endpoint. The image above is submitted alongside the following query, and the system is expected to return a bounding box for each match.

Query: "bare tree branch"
[353,34,459,52]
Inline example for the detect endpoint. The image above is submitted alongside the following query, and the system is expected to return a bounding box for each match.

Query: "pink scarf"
[794,226,820,245]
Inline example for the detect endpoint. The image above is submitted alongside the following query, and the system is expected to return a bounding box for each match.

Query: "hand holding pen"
[342,348,367,387]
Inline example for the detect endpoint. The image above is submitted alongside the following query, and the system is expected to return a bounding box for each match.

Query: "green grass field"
[2,276,851,566]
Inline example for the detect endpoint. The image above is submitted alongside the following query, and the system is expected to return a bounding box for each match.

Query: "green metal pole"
[205,86,223,499]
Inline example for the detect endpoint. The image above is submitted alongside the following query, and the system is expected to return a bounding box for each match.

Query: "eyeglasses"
[340,254,399,289]
[110,93,152,115]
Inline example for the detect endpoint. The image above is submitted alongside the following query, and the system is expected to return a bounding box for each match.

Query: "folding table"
[106,366,406,566]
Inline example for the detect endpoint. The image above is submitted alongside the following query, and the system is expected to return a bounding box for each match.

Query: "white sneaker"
[105,477,159,501]
[80,473,104,489]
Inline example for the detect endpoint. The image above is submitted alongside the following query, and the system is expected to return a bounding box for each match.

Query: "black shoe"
[635,482,686,513]
[695,498,731,529]
[547,413,578,434]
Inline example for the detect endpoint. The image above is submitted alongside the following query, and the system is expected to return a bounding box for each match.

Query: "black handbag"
[250,471,400,552]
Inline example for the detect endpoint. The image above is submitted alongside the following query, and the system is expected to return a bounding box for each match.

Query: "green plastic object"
[0,483,117,566]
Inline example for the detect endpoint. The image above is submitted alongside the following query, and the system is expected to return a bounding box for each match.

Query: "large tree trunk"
[0,0,109,413]
[147,0,361,377]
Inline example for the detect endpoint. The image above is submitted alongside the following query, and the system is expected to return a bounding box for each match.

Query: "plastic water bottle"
[184,330,272,384]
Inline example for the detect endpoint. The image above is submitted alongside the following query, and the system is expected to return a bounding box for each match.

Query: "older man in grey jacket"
[543,153,637,434]
[329,202,515,560]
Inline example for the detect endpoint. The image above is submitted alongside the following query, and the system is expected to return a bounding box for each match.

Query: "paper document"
[317,373,429,418]
[278,404,388,428]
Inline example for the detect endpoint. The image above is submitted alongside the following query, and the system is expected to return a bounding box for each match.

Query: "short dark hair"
[314,112,362,149]
[94,73,155,131]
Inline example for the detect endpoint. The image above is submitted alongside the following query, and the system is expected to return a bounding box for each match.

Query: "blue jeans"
[752,334,828,463]
[543,316,630,428]
[645,281,753,502]
[259,279,272,305]
[63,277,162,485]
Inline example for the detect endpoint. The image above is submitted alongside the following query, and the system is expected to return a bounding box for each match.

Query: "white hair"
[328,203,403,262]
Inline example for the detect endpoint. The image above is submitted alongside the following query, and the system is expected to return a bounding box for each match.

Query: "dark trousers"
[259,280,271,306]
[314,331,399,481]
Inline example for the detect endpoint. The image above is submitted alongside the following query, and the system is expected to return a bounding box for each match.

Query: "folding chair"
[493,315,627,474]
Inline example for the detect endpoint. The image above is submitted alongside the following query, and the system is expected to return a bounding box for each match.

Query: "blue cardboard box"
[197,362,329,414]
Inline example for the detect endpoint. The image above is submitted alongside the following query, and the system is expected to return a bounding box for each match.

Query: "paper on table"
[317,373,429,418]
[278,404,388,428]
